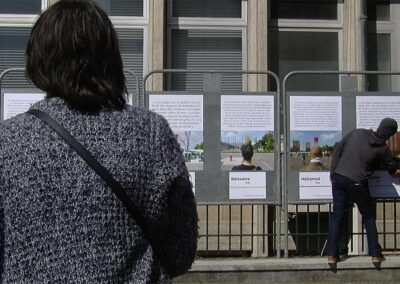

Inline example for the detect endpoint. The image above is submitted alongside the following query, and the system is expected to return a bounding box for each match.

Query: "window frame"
[367,0,392,23]
[0,0,46,26]
[167,0,248,91]
[168,0,247,25]
[0,0,148,91]
[268,0,343,28]
[106,0,149,79]
[268,0,344,91]
[105,0,148,24]
[367,0,400,91]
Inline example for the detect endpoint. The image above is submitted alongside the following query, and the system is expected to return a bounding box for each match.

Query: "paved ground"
[187,255,400,271]
[221,152,275,171]
[175,256,400,283]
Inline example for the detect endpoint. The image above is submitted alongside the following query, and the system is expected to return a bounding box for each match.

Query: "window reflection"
[367,33,391,91]
[367,0,390,22]
[269,31,339,91]
[95,0,143,17]
[0,0,41,14]
[172,0,241,18]
[271,0,338,20]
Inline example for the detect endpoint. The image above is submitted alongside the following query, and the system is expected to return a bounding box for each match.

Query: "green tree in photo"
[254,133,274,153]
[195,142,204,150]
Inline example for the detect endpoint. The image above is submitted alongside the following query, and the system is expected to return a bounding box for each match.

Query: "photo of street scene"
[221,131,274,171]
[176,131,203,171]
[290,131,341,171]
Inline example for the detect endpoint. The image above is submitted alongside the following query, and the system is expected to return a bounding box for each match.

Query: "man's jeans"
[326,173,382,257]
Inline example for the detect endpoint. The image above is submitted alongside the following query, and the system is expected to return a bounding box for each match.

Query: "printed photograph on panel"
[176,131,204,171]
[289,130,341,171]
[221,131,274,171]
[220,95,275,171]
[149,94,204,171]
[389,132,400,156]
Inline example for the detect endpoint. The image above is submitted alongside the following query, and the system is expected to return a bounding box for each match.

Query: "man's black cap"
[377,118,398,139]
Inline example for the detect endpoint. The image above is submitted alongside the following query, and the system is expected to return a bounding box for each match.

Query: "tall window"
[367,0,390,21]
[172,0,241,18]
[0,1,146,94]
[0,28,31,87]
[95,0,147,96]
[367,33,391,91]
[167,0,245,91]
[0,0,41,14]
[271,0,338,20]
[366,0,396,91]
[269,0,341,91]
[170,29,242,91]
[117,28,144,92]
[0,0,43,88]
[96,0,143,17]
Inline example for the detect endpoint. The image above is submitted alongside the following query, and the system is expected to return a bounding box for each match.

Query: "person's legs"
[326,174,349,257]
[351,183,382,257]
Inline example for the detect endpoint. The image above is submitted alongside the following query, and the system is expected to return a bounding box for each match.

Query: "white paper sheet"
[290,96,342,131]
[3,93,45,120]
[356,96,400,129]
[299,172,332,199]
[221,95,274,131]
[149,94,203,132]
[229,171,266,199]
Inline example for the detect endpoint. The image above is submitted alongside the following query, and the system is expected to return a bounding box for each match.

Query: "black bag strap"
[27,109,146,232]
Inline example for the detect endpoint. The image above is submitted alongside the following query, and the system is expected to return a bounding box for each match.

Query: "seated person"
[232,143,262,171]
[303,146,328,171]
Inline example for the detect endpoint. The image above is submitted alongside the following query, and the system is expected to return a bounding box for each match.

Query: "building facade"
[1,0,399,257]
[1,0,398,92]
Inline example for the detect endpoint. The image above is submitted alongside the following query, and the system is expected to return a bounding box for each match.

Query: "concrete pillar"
[342,0,366,91]
[147,0,166,92]
[247,0,268,92]
[247,0,270,257]
[343,0,368,255]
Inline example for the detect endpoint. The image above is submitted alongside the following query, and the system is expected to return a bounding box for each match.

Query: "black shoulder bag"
[27,109,147,234]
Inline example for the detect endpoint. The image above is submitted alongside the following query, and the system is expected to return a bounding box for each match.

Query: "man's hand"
[391,169,400,178]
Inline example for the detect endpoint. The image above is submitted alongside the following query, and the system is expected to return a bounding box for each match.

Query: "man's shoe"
[371,255,385,264]
[327,256,338,264]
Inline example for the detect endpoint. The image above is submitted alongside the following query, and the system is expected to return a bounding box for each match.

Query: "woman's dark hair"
[26,0,127,112]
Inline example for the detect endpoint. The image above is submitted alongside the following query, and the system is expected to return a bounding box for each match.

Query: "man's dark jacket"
[330,129,398,183]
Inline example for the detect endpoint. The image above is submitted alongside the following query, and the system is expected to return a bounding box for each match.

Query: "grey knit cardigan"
[0,98,198,283]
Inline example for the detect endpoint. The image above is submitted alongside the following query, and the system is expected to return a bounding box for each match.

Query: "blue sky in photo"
[290,131,342,150]
[175,131,203,150]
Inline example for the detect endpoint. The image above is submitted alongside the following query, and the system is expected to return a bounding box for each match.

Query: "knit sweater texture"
[0,98,198,283]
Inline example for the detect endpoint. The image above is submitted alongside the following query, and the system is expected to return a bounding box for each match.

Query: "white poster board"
[149,94,204,172]
[229,172,266,199]
[149,94,203,132]
[189,172,196,195]
[290,96,342,131]
[127,94,133,106]
[221,95,274,131]
[299,172,332,199]
[356,96,400,129]
[3,93,45,120]
[369,171,400,198]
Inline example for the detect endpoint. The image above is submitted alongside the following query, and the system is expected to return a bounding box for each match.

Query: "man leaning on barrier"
[326,118,400,265]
